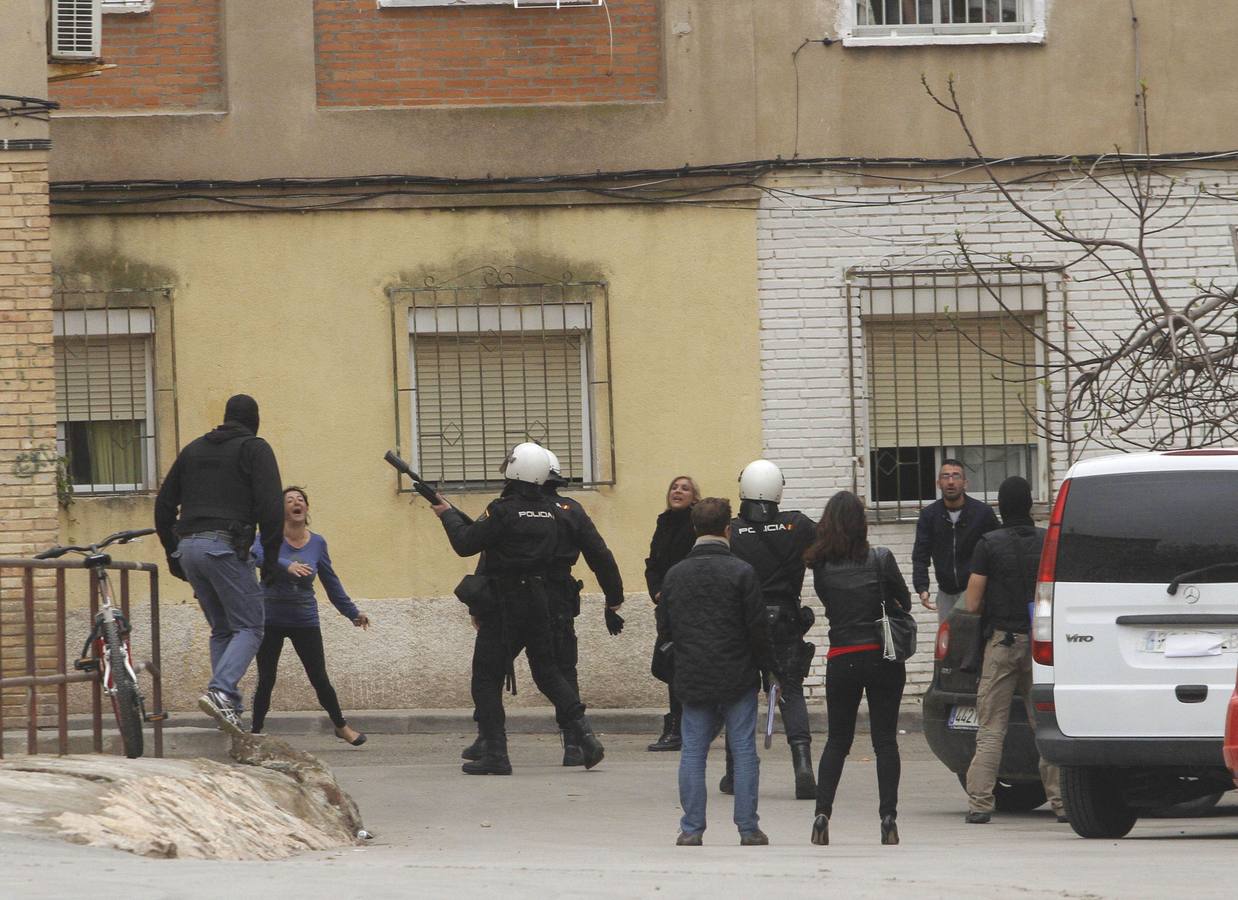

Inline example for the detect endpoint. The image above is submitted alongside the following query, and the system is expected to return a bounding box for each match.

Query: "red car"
[1226,663,1238,787]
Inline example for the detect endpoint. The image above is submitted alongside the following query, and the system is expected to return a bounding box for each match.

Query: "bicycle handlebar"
[35,527,157,559]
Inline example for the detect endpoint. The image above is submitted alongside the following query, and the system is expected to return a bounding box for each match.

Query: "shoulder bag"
[874,549,917,662]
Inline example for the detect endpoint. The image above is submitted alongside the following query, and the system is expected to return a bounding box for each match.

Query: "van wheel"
[995,781,1047,813]
[1061,766,1138,838]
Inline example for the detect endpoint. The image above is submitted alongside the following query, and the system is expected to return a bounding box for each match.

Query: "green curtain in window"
[85,420,143,486]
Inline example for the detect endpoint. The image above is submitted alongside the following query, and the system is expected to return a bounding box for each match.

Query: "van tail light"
[935,620,950,661]
[1033,478,1071,667]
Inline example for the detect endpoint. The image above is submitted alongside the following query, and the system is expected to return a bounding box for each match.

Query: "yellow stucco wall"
[50,203,761,711]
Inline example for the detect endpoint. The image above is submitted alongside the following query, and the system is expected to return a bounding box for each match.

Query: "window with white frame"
[392,274,614,489]
[856,272,1046,517]
[54,308,156,493]
[842,0,1046,46]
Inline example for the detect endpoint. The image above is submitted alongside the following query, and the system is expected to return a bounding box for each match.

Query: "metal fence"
[0,557,164,758]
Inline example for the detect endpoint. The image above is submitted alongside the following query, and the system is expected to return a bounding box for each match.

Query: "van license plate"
[1142,630,1238,652]
[948,705,979,731]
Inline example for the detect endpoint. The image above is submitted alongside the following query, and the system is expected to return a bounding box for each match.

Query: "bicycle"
[35,528,167,759]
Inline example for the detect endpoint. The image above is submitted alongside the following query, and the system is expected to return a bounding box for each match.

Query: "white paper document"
[1162,631,1224,658]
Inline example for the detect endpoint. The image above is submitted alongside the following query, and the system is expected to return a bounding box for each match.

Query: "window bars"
[52,289,175,495]
[850,268,1047,520]
[388,267,615,490]
[855,0,1032,34]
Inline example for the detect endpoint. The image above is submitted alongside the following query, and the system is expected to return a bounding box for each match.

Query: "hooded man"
[155,393,283,734]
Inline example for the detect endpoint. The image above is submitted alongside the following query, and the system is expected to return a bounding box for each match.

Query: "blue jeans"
[679,690,760,836]
[176,534,265,712]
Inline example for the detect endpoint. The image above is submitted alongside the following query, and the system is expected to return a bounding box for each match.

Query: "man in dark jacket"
[432,442,605,776]
[154,394,283,733]
[911,458,999,625]
[657,497,778,846]
[962,476,1064,824]
[727,459,817,800]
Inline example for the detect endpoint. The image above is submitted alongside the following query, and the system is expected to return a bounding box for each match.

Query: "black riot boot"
[570,716,605,770]
[461,732,487,761]
[719,747,734,795]
[462,736,512,775]
[647,713,682,752]
[791,741,816,800]
[561,728,585,767]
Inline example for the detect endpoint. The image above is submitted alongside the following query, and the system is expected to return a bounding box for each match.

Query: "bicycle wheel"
[104,618,144,759]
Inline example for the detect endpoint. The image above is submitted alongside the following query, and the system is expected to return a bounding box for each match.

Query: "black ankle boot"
[791,741,816,800]
[461,734,487,761]
[571,715,605,769]
[647,713,682,752]
[561,729,584,767]
[719,749,734,795]
[462,737,511,775]
[811,814,829,846]
[880,815,899,845]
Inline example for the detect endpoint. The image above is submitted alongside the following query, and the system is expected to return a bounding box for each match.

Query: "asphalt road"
[5,731,1236,899]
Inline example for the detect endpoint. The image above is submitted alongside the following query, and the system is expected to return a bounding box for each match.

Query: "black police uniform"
[728,498,817,798]
[440,480,604,772]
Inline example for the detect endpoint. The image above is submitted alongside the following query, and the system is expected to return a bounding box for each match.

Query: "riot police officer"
[432,442,605,775]
[543,450,626,765]
[725,459,818,800]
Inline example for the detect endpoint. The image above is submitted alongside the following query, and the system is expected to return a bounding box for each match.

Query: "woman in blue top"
[251,486,370,745]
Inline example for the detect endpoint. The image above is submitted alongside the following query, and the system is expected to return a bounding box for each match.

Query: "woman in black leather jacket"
[643,474,701,751]
[804,490,911,847]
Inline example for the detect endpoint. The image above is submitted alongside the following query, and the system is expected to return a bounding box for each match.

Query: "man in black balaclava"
[961,475,1064,824]
[155,393,283,734]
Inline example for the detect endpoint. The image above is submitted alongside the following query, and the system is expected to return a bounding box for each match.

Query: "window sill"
[843,31,1045,48]
[103,1,155,14]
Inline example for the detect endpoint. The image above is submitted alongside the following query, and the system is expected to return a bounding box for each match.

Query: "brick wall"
[758,169,1238,698]
[315,0,661,107]
[0,156,60,721]
[49,0,224,112]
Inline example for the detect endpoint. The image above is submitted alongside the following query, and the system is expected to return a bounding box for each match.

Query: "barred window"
[847,0,1045,44]
[856,272,1045,517]
[54,308,155,492]
[390,270,614,490]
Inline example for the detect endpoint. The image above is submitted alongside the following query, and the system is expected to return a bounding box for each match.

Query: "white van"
[1032,450,1238,838]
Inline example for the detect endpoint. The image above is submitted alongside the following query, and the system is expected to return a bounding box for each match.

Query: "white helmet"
[544,449,567,484]
[738,459,784,503]
[500,442,552,485]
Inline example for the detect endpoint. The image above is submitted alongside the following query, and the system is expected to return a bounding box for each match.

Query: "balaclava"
[223,393,260,434]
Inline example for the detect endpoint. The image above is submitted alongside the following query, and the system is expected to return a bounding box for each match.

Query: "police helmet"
[500,442,552,485]
[738,459,784,503]
[545,450,568,486]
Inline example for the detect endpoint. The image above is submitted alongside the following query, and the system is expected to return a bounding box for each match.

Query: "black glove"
[166,553,187,582]
[604,607,625,636]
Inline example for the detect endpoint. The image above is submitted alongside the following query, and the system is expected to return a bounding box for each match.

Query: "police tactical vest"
[176,431,259,525]
[729,507,813,606]
[981,525,1046,634]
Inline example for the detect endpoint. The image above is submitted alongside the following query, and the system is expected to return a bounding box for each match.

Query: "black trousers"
[472,579,585,748]
[251,625,347,732]
[772,636,811,745]
[815,650,906,819]
[545,580,581,729]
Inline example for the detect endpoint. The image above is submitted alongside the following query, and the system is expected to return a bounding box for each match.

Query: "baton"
[384,450,442,505]
[764,681,780,749]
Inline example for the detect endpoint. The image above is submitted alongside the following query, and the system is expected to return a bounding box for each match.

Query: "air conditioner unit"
[50,0,103,61]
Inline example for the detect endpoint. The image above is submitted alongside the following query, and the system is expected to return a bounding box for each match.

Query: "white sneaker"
[198,690,244,735]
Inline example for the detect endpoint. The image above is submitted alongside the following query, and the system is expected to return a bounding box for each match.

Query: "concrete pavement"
[4,729,1236,899]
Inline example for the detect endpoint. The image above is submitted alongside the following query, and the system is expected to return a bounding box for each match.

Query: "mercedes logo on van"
[1183,585,1201,605]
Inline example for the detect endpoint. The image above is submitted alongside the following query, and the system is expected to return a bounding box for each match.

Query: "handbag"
[873,550,917,662]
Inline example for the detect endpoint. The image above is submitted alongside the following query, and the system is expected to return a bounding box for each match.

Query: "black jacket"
[811,546,911,648]
[644,506,695,601]
[439,481,558,576]
[546,488,625,607]
[729,501,815,608]
[911,495,999,595]
[154,422,283,581]
[971,523,1045,635]
[655,540,776,705]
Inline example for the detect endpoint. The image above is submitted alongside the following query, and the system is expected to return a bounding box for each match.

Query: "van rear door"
[1051,469,1238,739]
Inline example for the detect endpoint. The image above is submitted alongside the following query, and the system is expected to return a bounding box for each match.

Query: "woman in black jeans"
[804,490,911,846]
[644,474,700,751]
